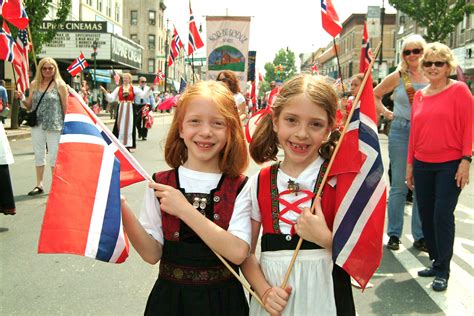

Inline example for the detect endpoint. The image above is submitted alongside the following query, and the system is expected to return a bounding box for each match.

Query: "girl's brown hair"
[164,81,249,177]
[250,74,339,164]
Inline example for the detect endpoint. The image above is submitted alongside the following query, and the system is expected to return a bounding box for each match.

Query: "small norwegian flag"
[67,53,89,77]
[154,69,165,85]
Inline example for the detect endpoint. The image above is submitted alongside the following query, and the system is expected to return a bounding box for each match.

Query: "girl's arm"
[121,195,162,264]
[57,83,68,114]
[373,71,399,119]
[150,182,250,265]
[241,220,292,315]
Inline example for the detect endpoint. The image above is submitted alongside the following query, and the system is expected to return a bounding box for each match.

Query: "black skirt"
[0,164,15,215]
[144,240,249,316]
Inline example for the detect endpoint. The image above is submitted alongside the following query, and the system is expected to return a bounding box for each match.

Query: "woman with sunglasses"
[16,57,68,196]
[374,34,429,252]
[406,42,472,292]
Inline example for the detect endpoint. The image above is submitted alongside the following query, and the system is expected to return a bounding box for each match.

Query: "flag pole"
[333,38,345,94]
[280,42,382,289]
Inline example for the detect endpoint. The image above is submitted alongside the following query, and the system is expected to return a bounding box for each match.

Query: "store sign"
[39,33,111,60]
[111,35,142,69]
[40,21,107,33]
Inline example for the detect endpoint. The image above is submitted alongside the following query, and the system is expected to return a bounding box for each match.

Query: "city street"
[1,114,473,315]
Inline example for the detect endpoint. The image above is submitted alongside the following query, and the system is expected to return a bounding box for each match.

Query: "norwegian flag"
[328,73,386,289]
[1,0,29,29]
[38,89,150,263]
[311,63,319,75]
[154,69,165,85]
[67,53,89,77]
[359,22,373,73]
[187,2,204,56]
[168,25,183,67]
[14,28,29,93]
[113,70,121,85]
[0,22,21,65]
[321,0,342,38]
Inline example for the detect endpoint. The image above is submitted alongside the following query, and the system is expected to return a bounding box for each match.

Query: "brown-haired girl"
[121,81,251,315]
[234,74,355,315]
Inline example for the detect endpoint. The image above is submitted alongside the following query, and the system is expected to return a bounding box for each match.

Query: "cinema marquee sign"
[39,21,143,69]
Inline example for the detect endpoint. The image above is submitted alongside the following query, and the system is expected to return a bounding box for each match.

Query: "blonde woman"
[406,43,472,291]
[16,57,68,196]
[373,35,429,252]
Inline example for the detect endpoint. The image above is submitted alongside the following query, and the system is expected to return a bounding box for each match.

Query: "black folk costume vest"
[152,169,247,285]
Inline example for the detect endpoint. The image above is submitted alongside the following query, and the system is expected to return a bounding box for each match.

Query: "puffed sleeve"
[104,87,120,103]
[138,185,164,245]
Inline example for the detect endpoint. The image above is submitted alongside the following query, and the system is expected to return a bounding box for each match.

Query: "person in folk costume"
[100,73,148,151]
[121,81,251,315]
[234,75,355,315]
[134,76,155,141]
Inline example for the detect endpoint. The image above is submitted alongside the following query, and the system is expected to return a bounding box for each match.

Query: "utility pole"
[379,0,385,67]
[164,19,169,93]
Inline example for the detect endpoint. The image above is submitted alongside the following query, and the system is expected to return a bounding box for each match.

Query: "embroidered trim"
[159,260,233,284]
[269,162,280,233]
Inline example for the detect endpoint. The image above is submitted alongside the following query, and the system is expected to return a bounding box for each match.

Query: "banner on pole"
[205,16,251,92]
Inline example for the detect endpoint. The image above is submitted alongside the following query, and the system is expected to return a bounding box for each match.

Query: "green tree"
[388,0,474,42]
[263,48,298,84]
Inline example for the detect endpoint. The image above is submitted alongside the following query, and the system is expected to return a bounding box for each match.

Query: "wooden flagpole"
[280,43,382,289]
[333,38,345,94]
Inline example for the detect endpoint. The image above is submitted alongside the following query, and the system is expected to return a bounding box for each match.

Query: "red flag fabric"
[113,70,121,85]
[14,28,29,93]
[1,0,29,29]
[154,69,165,85]
[311,63,319,75]
[328,74,387,289]
[0,22,21,66]
[187,2,204,56]
[359,22,373,73]
[67,53,89,77]
[168,26,183,67]
[38,89,149,263]
[321,0,342,38]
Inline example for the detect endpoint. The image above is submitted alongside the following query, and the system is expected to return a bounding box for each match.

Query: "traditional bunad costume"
[105,85,147,149]
[139,166,250,316]
[234,157,355,315]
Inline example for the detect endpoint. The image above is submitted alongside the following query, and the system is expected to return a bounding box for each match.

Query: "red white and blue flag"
[187,2,204,56]
[329,74,387,289]
[154,68,165,85]
[168,25,183,67]
[1,0,30,29]
[321,0,342,38]
[359,21,373,73]
[67,53,89,77]
[14,28,29,94]
[0,21,21,65]
[38,89,150,263]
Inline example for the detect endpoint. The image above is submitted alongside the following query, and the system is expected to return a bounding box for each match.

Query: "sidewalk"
[4,111,169,141]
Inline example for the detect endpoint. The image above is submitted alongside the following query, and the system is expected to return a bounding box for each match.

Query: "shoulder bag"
[25,79,54,127]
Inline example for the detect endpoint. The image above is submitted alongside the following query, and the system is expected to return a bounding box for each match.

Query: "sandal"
[28,186,44,196]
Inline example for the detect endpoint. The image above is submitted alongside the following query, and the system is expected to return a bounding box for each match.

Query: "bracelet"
[261,287,272,303]
[461,156,472,163]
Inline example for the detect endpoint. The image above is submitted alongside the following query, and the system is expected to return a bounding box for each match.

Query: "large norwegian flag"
[328,73,387,289]
[321,0,342,38]
[187,2,204,56]
[38,89,150,263]
[168,26,183,67]
[359,22,373,73]
[1,0,30,29]
[14,28,29,94]
[67,53,89,77]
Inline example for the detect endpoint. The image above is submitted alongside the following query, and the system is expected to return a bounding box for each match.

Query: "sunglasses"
[139,81,146,83]
[423,61,447,68]
[42,67,54,71]
[402,48,423,56]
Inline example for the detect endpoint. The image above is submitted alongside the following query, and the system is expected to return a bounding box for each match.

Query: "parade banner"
[206,16,251,92]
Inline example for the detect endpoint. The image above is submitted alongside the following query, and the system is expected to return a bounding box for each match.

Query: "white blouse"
[138,166,252,246]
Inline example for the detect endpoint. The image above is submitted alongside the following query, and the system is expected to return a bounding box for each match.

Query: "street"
[1,115,473,315]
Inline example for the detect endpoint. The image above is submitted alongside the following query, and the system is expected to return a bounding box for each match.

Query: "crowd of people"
[0,33,471,315]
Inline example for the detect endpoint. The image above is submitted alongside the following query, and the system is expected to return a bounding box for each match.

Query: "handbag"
[25,79,54,127]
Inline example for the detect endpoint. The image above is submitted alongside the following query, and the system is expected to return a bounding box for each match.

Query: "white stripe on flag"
[360,112,378,134]
[60,134,107,146]
[84,147,115,258]
[109,220,126,262]
[64,113,94,124]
